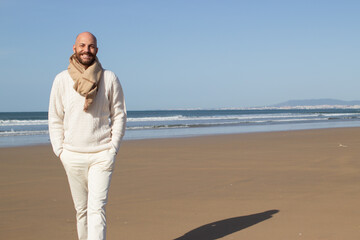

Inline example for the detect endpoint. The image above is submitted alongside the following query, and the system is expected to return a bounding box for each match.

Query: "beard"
[74,49,96,67]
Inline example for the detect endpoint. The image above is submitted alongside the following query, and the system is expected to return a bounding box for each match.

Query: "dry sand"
[1,128,360,240]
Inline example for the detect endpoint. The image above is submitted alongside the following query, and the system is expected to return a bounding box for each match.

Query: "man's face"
[73,33,98,67]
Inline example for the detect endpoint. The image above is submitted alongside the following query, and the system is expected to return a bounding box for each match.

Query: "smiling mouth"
[75,51,95,65]
[80,54,94,62]
[81,53,93,58]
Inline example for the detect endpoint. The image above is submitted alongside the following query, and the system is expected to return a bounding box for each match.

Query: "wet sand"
[1,128,360,239]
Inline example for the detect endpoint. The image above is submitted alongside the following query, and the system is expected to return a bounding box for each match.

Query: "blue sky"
[1,0,360,111]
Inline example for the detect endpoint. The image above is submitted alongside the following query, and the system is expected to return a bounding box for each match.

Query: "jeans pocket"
[59,149,66,161]
[109,146,117,155]
[59,149,70,171]
[97,149,116,171]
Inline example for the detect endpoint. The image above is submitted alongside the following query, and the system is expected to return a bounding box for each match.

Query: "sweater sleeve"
[48,76,65,157]
[109,76,127,153]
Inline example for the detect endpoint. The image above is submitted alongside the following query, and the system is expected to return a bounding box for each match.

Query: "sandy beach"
[1,127,360,240]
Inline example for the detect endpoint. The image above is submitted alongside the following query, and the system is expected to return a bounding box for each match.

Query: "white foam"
[127,113,327,122]
[0,120,48,126]
[0,130,49,136]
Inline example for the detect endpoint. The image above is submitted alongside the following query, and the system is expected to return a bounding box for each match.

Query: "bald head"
[75,32,97,47]
[73,32,98,68]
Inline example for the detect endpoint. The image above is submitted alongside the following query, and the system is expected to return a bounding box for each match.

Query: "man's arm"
[109,76,127,153]
[48,77,65,157]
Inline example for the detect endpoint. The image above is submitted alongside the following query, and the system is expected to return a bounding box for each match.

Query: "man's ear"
[73,45,76,53]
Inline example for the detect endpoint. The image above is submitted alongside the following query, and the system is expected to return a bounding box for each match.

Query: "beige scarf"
[68,53,103,111]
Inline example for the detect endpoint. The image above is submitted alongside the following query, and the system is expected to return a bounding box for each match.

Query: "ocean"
[1,108,360,147]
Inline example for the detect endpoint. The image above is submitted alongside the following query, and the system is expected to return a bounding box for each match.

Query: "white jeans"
[60,148,116,240]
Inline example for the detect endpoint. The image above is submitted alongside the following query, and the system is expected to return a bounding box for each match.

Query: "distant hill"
[272,99,360,107]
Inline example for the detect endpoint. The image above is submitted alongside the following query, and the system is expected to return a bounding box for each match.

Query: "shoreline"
[3,123,360,149]
[3,107,360,148]
[1,127,360,239]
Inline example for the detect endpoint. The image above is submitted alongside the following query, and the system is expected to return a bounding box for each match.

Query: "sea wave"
[1,112,359,126]
[1,110,360,137]
[0,120,48,126]
[127,117,335,130]
[0,130,49,137]
[127,113,306,122]
[127,113,360,122]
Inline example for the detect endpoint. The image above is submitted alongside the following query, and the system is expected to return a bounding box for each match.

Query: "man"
[49,32,126,240]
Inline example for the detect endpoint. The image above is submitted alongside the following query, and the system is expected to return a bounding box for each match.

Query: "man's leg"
[87,149,116,240]
[60,149,90,240]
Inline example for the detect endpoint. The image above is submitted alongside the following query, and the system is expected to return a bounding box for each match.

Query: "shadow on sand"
[174,209,279,240]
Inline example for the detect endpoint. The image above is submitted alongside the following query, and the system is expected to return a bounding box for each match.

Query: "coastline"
[3,107,360,148]
[3,119,360,148]
[1,127,360,239]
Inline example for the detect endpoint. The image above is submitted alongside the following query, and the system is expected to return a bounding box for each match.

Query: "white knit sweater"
[48,70,126,157]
